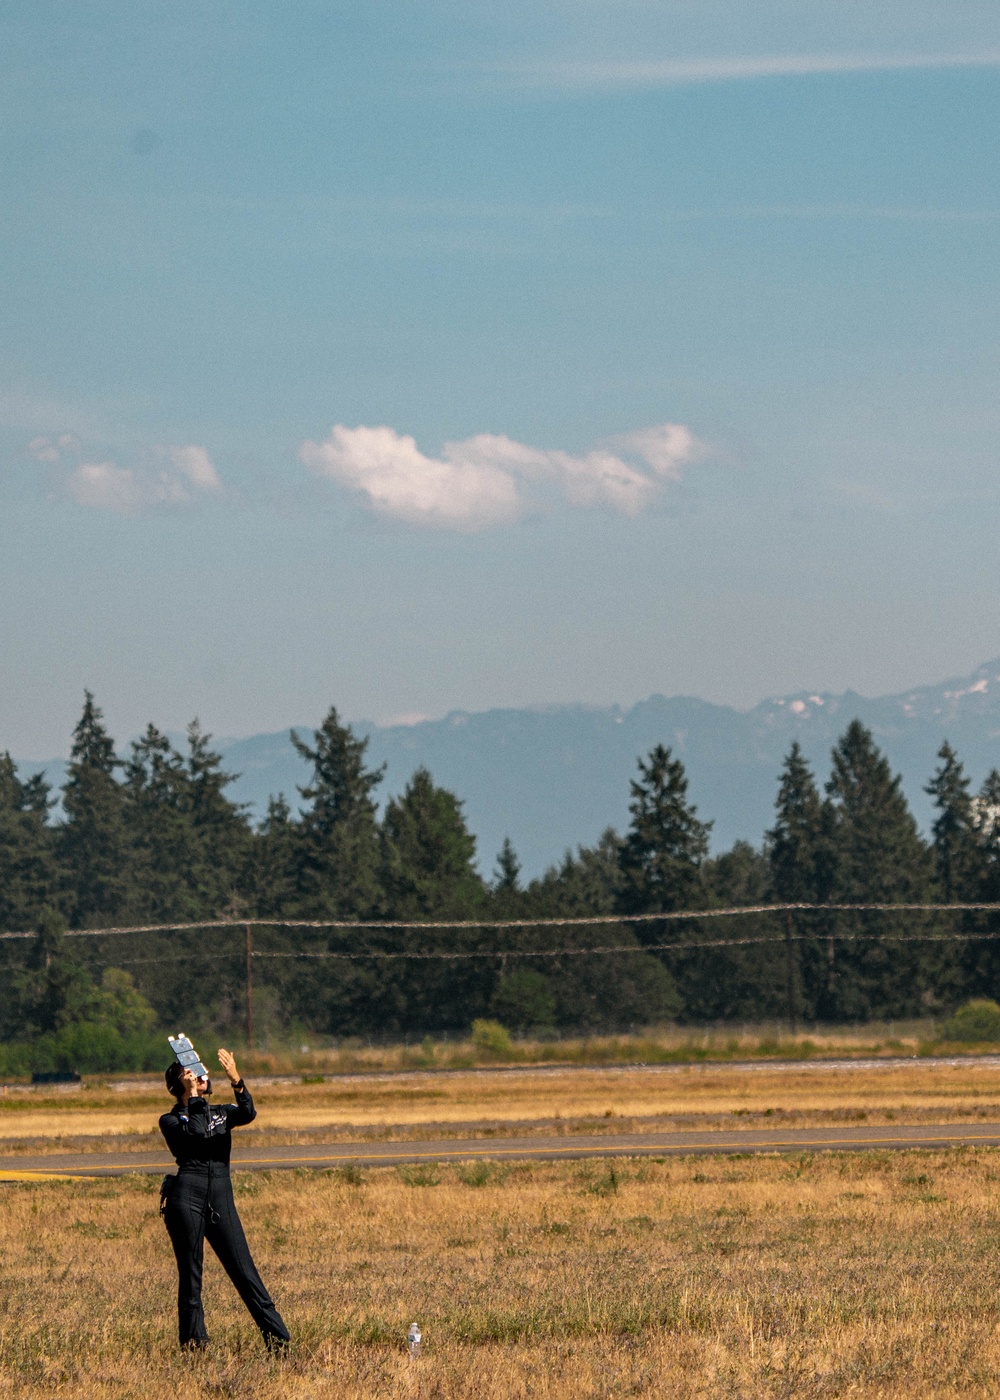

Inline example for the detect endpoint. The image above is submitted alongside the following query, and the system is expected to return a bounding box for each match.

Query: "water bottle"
[408,1322,422,1359]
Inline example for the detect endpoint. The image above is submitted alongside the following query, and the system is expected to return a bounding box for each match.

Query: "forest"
[2,692,1000,1070]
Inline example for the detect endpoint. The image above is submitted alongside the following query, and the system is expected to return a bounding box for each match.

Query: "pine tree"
[122,725,197,922]
[520,829,681,1031]
[827,722,930,903]
[825,720,934,1018]
[0,754,57,933]
[765,743,838,1021]
[490,836,524,920]
[381,768,484,920]
[688,840,788,1021]
[493,838,521,895]
[926,741,980,901]
[291,707,384,918]
[0,760,58,1041]
[618,745,711,913]
[615,745,711,1023]
[767,743,835,903]
[253,794,299,918]
[184,721,251,915]
[10,908,91,1039]
[975,769,1000,900]
[267,710,389,1041]
[527,829,623,918]
[60,693,128,925]
[961,769,1000,1002]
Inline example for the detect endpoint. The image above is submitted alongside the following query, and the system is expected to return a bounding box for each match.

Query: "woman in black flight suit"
[160,1046,290,1351]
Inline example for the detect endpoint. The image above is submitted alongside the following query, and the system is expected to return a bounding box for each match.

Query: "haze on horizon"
[3,2,1000,758]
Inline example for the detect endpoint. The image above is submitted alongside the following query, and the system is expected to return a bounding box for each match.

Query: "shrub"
[457,1161,508,1187]
[471,1018,515,1058]
[940,998,1000,1043]
[0,1026,163,1078]
[396,1164,440,1187]
[0,965,163,1077]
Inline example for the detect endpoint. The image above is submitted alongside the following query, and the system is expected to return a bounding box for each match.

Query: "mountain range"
[16,659,1000,880]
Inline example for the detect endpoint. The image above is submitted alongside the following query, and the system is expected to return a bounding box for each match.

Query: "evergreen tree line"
[3,694,1000,1058]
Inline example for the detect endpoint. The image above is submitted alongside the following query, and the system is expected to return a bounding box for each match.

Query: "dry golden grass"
[236,1022,939,1077]
[3,1149,1000,1396]
[4,1059,1000,1150]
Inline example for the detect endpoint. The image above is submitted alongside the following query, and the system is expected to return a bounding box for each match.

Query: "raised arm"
[219,1047,257,1127]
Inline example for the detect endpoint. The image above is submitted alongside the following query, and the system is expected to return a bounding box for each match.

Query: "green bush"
[0,967,162,1077]
[0,1026,163,1077]
[471,1018,515,1058]
[940,998,1000,1043]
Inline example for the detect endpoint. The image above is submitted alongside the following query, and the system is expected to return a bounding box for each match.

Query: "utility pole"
[245,923,254,1050]
[785,909,798,1034]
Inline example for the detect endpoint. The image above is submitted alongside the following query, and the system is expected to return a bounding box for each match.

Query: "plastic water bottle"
[407,1322,422,1359]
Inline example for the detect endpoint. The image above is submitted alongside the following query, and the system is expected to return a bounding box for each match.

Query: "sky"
[3,1,1000,757]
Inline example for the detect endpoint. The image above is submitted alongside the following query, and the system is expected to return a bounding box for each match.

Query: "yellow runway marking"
[0,1170,83,1181]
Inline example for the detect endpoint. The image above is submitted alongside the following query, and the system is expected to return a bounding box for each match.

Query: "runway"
[3,1121,1000,1179]
[97,1052,1000,1091]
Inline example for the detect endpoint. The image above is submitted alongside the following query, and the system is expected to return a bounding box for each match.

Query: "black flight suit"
[159,1081,289,1350]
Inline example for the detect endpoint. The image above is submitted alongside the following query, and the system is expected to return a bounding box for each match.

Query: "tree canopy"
[1,696,998,1057]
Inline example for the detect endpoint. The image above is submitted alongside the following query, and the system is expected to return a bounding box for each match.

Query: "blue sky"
[3,1,1000,756]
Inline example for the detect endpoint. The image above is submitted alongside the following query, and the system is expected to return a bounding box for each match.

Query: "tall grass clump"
[939,999,1000,1043]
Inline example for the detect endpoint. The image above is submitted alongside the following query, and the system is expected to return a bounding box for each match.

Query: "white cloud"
[300,421,704,530]
[28,433,81,463]
[29,437,62,464]
[155,444,222,495]
[30,436,223,513]
[67,462,145,513]
[617,423,702,479]
[503,50,1000,91]
[300,424,523,530]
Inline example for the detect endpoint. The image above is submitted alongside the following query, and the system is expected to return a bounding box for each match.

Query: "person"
[159,1046,290,1352]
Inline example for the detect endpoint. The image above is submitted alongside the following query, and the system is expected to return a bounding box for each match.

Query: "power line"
[4,901,1000,941]
[7,904,996,1043]
[7,906,1000,970]
[248,928,1000,961]
[50,926,1000,970]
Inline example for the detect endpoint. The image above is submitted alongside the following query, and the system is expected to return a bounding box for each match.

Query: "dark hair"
[165,1062,186,1098]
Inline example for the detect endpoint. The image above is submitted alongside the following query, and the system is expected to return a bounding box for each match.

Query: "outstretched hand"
[218,1048,241,1085]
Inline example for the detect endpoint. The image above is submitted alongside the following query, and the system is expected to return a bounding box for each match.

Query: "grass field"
[3,1148,1000,1397]
[3,1058,1000,1153]
[226,1020,962,1077]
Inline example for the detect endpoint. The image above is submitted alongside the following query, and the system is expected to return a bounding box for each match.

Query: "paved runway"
[4,1121,1000,1179]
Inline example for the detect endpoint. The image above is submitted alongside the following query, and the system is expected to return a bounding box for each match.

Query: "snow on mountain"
[14,660,1000,879]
